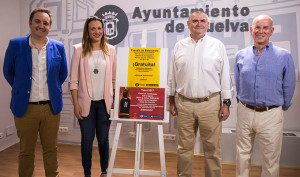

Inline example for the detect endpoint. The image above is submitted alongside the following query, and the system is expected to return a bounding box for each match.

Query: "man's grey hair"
[188,9,209,22]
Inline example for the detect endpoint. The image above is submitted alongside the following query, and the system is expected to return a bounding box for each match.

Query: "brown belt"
[179,92,219,103]
[241,102,279,112]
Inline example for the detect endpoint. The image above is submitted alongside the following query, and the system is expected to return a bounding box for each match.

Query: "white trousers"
[236,102,284,177]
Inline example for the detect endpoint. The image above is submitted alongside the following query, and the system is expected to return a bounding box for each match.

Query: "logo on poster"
[95,5,129,45]
[140,114,148,118]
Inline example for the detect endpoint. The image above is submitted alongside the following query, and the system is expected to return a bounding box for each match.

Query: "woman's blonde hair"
[82,16,109,57]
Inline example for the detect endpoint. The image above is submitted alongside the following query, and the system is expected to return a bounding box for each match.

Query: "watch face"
[223,100,231,106]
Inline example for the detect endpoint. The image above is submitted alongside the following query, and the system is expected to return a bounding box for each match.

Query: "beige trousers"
[236,102,284,177]
[14,103,60,177]
[176,94,222,177]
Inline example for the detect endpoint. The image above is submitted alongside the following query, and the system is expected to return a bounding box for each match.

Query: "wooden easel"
[107,122,167,177]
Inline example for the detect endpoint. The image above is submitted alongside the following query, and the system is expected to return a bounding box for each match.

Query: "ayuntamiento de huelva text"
[132,5,250,32]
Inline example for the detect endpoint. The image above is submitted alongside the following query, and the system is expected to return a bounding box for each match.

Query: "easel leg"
[107,122,122,177]
[158,124,167,176]
[141,123,145,177]
[107,122,167,177]
[134,123,143,177]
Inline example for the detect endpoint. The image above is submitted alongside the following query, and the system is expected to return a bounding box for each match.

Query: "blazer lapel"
[104,51,110,67]
[83,55,93,98]
[103,51,110,84]
[46,40,54,73]
[25,36,32,77]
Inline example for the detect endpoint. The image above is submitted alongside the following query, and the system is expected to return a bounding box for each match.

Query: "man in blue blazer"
[3,8,68,177]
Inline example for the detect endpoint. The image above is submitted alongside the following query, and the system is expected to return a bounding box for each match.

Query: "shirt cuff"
[282,103,291,111]
[167,87,176,96]
[221,90,232,100]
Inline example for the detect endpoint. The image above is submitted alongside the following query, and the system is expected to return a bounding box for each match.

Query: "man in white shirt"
[168,9,232,177]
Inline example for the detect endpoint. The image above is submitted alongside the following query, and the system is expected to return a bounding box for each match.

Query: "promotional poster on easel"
[112,47,169,123]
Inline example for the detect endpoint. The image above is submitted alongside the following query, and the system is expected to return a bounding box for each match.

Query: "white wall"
[0,0,21,151]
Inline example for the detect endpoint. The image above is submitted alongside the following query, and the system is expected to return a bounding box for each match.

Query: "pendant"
[93,68,99,74]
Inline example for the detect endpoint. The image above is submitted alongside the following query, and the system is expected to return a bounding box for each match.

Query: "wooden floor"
[0,142,299,177]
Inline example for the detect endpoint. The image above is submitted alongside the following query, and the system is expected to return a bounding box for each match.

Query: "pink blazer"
[69,43,117,116]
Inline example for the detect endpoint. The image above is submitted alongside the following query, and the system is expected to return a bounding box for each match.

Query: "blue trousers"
[78,100,111,176]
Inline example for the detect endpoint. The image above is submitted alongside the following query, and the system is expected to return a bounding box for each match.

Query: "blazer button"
[28,91,30,94]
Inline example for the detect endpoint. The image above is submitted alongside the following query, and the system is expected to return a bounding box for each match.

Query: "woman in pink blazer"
[70,16,116,177]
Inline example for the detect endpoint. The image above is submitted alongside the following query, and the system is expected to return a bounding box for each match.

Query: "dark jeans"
[78,100,111,176]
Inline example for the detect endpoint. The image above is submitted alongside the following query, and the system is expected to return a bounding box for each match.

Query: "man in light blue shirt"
[234,15,296,177]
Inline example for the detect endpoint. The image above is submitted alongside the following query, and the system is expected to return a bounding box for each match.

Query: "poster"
[127,48,160,87]
[118,87,165,120]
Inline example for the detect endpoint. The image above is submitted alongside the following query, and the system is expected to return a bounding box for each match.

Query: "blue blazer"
[3,35,68,117]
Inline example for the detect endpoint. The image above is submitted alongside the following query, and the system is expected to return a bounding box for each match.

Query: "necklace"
[93,68,99,74]
[93,51,100,74]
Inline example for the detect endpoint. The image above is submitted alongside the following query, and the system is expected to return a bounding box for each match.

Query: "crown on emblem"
[102,11,118,20]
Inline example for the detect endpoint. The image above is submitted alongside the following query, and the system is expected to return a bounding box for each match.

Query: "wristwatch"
[223,100,231,107]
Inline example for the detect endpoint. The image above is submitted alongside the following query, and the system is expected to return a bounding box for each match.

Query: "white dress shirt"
[88,50,106,101]
[29,37,50,102]
[168,35,232,99]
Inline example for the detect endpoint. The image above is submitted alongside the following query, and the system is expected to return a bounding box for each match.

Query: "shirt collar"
[252,41,272,51]
[189,35,206,44]
[29,35,49,49]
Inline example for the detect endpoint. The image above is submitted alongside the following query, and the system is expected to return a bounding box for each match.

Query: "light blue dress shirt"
[234,42,296,111]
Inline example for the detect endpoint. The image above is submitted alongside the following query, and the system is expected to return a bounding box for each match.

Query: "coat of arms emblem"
[102,11,119,39]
